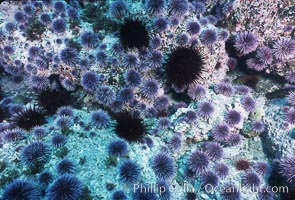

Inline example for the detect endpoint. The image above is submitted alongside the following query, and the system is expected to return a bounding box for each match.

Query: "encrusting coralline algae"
[0,0,294,199]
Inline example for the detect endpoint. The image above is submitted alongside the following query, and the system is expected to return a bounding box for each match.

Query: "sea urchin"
[165,47,205,92]
[113,112,148,142]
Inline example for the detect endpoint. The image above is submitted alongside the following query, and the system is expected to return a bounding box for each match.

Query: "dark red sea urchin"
[119,19,149,49]
[11,106,46,131]
[165,47,205,92]
[112,112,148,142]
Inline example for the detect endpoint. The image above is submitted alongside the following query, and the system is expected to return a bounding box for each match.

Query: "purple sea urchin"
[188,150,209,175]
[3,45,14,54]
[168,135,182,152]
[96,51,108,66]
[234,32,258,55]
[45,175,83,200]
[39,13,52,25]
[287,91,295,105]
[242,172,261,188]
[109,0,128,18]
[200,171,219,187]
[57,106,74,117]
[39,171,53,185]
[176,33,189,46]
[256,46,273,65]
[119,160,141,184]
[187,21,200,35]
[141,80,159,98]
[185,110,198,123]
[91,110,111,129]
[2,179,41,200]
[147,50,163,68]
[246,58,266,71]
[112,190,127,200]
[146,0,166,14]
[188,85,206,100]
[14,11,26,23]
[200,29,218,46]
[60,47,79,66]
[150,36,162,49]
[32,126,48,139]
[214,82,234,96]
[157,180,171,200]
[118,88,134,103]
[258,186,274,200]
[51,18,66,33]
[21,141,51,169]
[168,0,188,17]
[30,75,49,91]
[3,128,25,142]
[226,133,241,146]
[198,101,215,118]
[28,46,41,58]
[68,8,79,19]
[285,108,295,124]
[53,1,66,13]
[81,71,100,91]
[123,53,139,68]
[153,17,168,32]
[224,110,241,126]
[252,120,265,134]
[219,30,229,41]
[212,124,230,142]
[192,1,205,14]
[272,38,295,61]
[203,142,224,161]
[108,139,128,157]
[80,31,98,48]
[215,163,229,179]
[241,96,256,112]
[158,117,171,129]
[285,70,295,83]
[5,22,16,33]
[124,69,141,87]
[235,85,251,95]
[57,159,76,174]
[56,116,72,130]
[279,156,295,183]
[51,133,67,148]
[95,85,116,106]
[154,95,170,111]
[151,153,176,180]
[255,161,269,176]
[184,167,197,182]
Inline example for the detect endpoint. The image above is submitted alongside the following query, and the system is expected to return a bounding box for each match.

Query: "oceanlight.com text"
[133,182,289,195]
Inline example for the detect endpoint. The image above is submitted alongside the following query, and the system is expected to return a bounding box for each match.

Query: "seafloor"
[0,0,294,200]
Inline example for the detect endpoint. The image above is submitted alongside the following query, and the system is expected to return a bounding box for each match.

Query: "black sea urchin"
[113,112,148,142]
[11,107,46,131]
[37,89,74,115]
[119,19,149,49]
[165,47,205,92]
